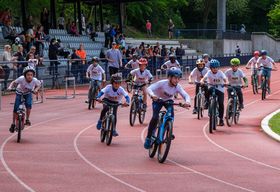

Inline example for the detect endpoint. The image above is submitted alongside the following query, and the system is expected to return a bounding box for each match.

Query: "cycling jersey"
[126,59,139,69]
[204,70,226,93]
[130,68,153,84]
[224,69,245,86]
[147,79,190,103]
[98,85,129,103]
[190,67,209,82]
[15,76,41,95]
[162,60,180,69]
[257,56,274,69]
[87,64,105,81]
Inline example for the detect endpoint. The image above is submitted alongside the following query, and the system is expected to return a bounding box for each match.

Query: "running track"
[0,67,279,192]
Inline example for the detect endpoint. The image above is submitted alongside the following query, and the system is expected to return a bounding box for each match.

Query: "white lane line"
[0,111,89,192]
[74,124,146,192]
[140,122,255,192]
[112,171,194,176]
[203,89,280,172]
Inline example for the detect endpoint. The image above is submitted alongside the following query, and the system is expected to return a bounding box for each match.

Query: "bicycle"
[87,79,101,110]
[129,84,146,126]
[251,69,259,95]
[260,67,275,100]
[148,99,186,163]
[207,84,223,133]
[193,82,206,120]
[126,78,133,93]
[225,85,243,127]
[99,100,124,146]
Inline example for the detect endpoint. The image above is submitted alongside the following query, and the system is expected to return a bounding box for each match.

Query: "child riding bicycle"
[256,50,278,93]
[161,55,180,70]
[144,67,191,149]
[225,58,248,110]
[125,54,139,82]
[246,51,261,85]
[8,66,41,133]
[96,74,130,136]
[130,58,153,110]
[200,59,228,126]
[189,58,209,114]
[86,57,106,102]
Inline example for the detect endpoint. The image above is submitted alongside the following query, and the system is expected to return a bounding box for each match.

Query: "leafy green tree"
[268,1,280,37]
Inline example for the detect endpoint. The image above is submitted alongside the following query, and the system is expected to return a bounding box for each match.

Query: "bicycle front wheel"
[209,100,215,133]
[226,98,234,127]
[139,103,146,124]
[106,115,115,146]
[129,100,137,126]
[261,79,266,100]
[17,117,22,143]
[157,120,173,163]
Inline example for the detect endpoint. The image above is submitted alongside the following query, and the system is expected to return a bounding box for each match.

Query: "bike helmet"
[253,51,260,56]
[15,37,21,44]
[209,59,220,68]
[168,67,182,78]
[261,50,267,56]
[23,66,36,77]
[169,54,176,59]
[196,58,205,65]
[230,58,240,66]
[92,56,99,62]
[202,53,210,59]
[110,73,122,84]
[138,58,148,65]
[132,53,137,58]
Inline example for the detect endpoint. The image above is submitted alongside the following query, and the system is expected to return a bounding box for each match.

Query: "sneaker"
[112,130,119,137]
[25,120,31,126]
[96,120,102,130]
[268,88,271,94]
[219,119,224,126]
[192,108,198,114]
[9,124,15,133]
[144,137,152,149]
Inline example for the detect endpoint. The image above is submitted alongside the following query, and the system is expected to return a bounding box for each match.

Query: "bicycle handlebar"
[99,100,127,107]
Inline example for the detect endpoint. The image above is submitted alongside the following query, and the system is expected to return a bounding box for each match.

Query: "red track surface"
[0,67,279,192]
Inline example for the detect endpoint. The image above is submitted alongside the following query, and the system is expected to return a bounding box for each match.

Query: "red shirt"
[146,22,151,30]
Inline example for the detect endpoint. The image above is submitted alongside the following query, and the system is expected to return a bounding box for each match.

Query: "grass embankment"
[269,112,280,135]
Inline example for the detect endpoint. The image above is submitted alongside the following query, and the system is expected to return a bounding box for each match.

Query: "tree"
[268,1,280,37]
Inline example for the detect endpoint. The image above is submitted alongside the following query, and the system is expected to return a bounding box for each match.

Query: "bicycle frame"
[158,102,175,143]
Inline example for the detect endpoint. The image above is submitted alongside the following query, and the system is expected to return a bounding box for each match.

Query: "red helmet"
[254,51,260,56]
[139,58,148,65]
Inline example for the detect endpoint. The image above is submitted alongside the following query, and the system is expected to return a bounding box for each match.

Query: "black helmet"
[111,74,122,84]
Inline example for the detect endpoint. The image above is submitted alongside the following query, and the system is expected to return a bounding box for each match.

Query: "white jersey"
[126,59,139,69]
[147,80,191,103]
[100,85,128,103]
[130,68,153,84]
[204,70,226,93]
[257,56,274,69]
[225,69,245,86]
[162,60,180,69]
[190,67,209,82]
[27,59,38,68]
[15,76,41,94]
[205,61,210,68]
[87,64,105,81]
[247,57,259,69]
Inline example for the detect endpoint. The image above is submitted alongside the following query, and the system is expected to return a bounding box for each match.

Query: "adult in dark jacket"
[48,38,59,75]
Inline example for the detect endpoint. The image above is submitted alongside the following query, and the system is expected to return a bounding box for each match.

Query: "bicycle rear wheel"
[157,120,173,163]
[138,103,146,124]
[197,94,202,119]
[88,88,93,110]
[106,115,115,146]
[149,132,159,158]
[226,98,234,127]
[100,121,106,143]
[261,79,266,100]
[17,118,22,143]
[129,100,137,126]
[234,102,240,124]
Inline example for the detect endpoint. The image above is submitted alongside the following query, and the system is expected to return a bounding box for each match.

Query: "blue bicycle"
[149,99,185,163]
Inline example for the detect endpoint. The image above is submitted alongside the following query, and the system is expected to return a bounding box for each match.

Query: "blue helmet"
[261,50,267,56]
[168,67,182,78]
[209,59,220,68]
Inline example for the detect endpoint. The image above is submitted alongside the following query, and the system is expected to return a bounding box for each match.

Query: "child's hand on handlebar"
[180,102,191,109]
[122,103,129,107]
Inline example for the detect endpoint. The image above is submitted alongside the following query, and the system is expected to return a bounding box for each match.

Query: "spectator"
[76,44,87,83]
[240,24,246,34]
[13,45,26,77]
[25,25,35,52]
[175,44,185,64]
[86,23,97,40]
[99,48,107,60]
[104,20,111,48]
[48,38,59,75]
[66,19,71,33]
[81,12,86,32]
[125,46,133,60]
[169,47,176,55]
[70,49,81,81]
[168,19,175,39]
[106,42,122,76]
[146,20,152,37]
[57,13,65,30]
[56,39,70,58]
[235,45,241,57]
[1,45,13,90]
[35,25,46,57]
[0,8,12,25]
[27,53,38,69]
[12,37,22,53]
[109,25,116,48]
[26,15,34,30]
[70,21,79,36]
[2,20,17,42]
[40,8,49,34]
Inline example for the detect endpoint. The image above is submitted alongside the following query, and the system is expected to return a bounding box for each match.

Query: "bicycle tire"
[17,117,22,143]
[197,94,201,119]
[209,99,215,133]
[138,102,146,124]
[92,88,97,109]
[149,134,159,158]
[226,98,234,127]
[88,87,93,110]
[157,120,173,163]
[129,100,137,126]
[234,106,240,124]
[106,115,115,146]
[261,79,266,100]
[127,82,133,93]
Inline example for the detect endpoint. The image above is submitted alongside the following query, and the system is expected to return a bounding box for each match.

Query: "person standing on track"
[256,50,278,93]
[144,67,191,149]
[246,51,261,86]
[106,42,122,76]
[200,59,228,126]
[8,66,41,133]
[96,74,130,137]
[189,58,209,114]
[225,58,248,110]
[130,58,153,111]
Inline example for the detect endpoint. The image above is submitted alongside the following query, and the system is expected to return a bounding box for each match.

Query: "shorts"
[261,67,272,78]
[13,93,32,113]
